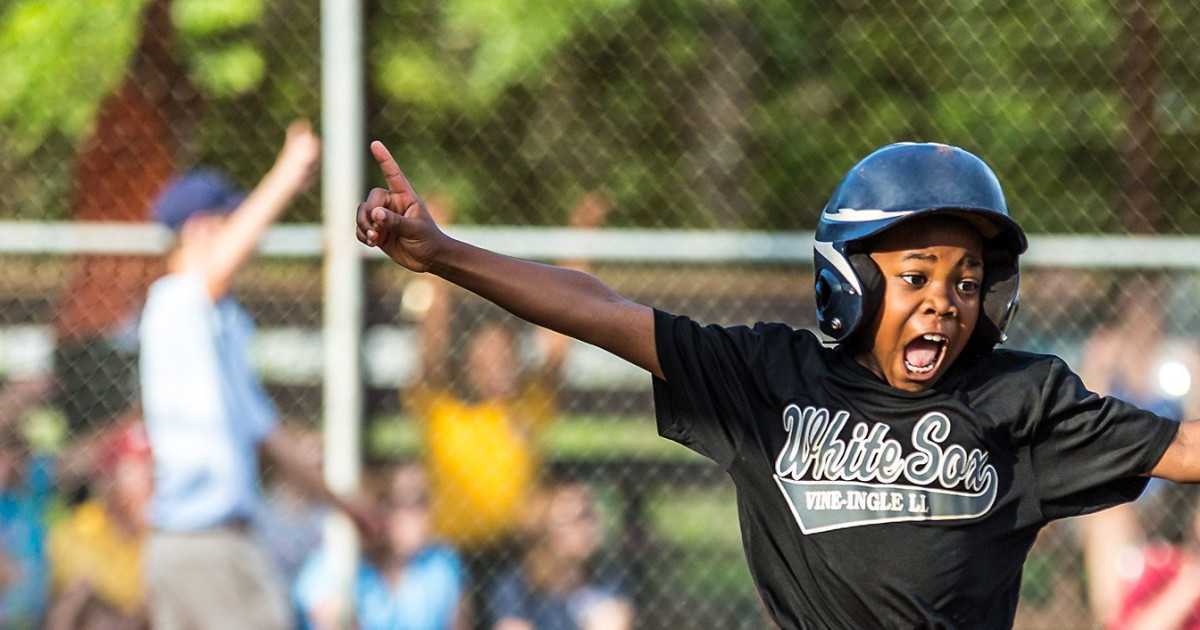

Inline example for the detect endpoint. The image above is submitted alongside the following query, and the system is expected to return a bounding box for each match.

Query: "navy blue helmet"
[813,142,1028,348]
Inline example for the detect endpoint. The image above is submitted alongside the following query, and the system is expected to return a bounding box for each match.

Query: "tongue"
[905,339,940,368]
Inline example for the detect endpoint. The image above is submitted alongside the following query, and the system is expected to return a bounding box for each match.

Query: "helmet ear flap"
[813,250,883,342]
[814,267,858,340]
[849,251,883,339]
[966,249,1020,354]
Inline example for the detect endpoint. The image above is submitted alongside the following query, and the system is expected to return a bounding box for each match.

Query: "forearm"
[429,238,659,377]
[202,165,308,296]
[200,121,318,298]
[261,431,340,507]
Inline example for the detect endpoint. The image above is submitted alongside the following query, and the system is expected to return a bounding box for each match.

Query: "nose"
[924,282,958,319]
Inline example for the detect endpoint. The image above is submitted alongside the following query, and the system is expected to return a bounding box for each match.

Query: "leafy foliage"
[4,0,1200,232]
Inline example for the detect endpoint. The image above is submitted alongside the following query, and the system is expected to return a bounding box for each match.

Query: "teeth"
[906,334,947,375]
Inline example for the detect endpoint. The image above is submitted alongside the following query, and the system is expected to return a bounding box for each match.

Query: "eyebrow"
[901,252,984,268]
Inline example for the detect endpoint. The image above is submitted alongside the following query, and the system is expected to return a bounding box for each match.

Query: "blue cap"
[151,168,246,231]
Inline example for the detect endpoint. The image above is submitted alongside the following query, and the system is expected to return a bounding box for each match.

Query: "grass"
[367,413,704,461]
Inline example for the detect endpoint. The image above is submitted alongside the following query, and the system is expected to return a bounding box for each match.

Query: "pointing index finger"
[370,141,414,195]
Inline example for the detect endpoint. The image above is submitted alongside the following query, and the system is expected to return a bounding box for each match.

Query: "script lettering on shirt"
[773,404,998,534]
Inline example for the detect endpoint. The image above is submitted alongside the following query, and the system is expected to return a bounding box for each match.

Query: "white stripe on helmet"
[813,240,863,294]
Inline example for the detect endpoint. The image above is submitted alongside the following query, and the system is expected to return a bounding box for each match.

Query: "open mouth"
[904,333,948,376]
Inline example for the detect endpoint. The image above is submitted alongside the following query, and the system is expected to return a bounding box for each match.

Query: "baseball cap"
[151,168,246,231]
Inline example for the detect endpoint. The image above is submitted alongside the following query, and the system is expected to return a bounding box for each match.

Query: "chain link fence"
[4,0,1200,628]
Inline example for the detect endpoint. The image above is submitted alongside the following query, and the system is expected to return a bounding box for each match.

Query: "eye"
[900,273,926,288]
[957,279,981,294]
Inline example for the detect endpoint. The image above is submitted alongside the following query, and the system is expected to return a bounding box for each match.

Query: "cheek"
[960,295,982,328]
[871,293,912,348]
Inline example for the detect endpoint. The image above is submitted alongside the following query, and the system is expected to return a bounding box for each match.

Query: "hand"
[357,141,452,273]
[272,119,321,191]
[570,190,613,230]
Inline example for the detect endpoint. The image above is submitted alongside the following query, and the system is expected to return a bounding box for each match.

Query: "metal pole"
[320,0,365,625]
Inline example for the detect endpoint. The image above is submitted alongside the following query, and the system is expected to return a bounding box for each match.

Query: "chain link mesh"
[4,1,1200,628]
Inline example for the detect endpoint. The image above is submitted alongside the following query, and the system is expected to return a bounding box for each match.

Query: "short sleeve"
[292,549,334,615]
[652,309,793,469]
[290,544,343,624]
[1030,357,1178,519]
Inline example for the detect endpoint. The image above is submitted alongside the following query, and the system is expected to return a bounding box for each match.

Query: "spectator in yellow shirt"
[402,192,610,557]
[47,418,153,625]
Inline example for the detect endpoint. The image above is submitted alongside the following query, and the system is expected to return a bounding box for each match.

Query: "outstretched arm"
[357,141,660,378]
[259,429,383,538]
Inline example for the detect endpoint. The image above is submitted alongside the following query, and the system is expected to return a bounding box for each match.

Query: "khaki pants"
[145,528,292,630]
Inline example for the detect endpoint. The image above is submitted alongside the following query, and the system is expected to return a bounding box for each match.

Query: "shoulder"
[49,500,106,543]
[948,349,1081,422]
[416,543,463,569]
[403,382,459,413]
[960,348,1070,386]
[147,272,206,300]
[655,309,822,353]
[143,272,210,318]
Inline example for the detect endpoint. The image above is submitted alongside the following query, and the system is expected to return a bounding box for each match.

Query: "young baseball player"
[357,140,1197,629]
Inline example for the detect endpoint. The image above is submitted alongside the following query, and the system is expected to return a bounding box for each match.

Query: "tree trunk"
[1118,0,1161,235]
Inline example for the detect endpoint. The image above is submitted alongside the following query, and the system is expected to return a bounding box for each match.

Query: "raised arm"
[356,141,660,378]
[196,120,320,299]
[534,190,613,382]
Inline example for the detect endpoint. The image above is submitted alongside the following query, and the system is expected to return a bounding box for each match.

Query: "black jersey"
[651,310,1178,630]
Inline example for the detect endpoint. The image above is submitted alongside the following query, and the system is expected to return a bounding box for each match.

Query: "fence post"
[321,0,365,626]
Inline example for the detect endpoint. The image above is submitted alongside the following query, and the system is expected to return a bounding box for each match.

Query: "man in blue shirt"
[140,120,378,630]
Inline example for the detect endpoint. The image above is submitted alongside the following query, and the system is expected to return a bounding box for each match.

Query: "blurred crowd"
[0,419,633,630]
[9,159,1200,629]
[0,158,634,630]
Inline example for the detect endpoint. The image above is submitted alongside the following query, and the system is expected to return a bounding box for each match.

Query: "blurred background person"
[0,430,52,629]
[1108,489,1200,630]
[139,121,380,630]
[293,461,470,630]
[47,418,153,628]
[0,413,111,627]
[486,481,633,630]
[402,191,610,586]
[1078,273,1200,626]
[44,581,146,630]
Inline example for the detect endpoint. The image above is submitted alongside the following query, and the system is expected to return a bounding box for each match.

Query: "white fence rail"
[3,221,1199,267]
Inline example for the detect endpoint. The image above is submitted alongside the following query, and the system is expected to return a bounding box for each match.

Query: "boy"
[141,120,378,630]
[357,140,1198,629]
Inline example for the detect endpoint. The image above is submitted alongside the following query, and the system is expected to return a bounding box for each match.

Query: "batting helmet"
[813,142,1028,348]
